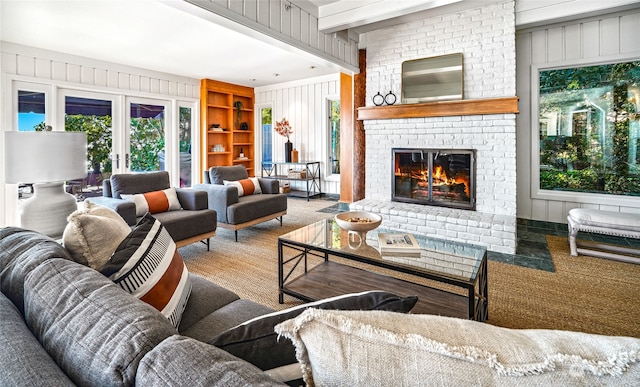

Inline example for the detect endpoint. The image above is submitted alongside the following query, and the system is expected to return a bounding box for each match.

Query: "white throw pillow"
[275,309,640,386]
[62,202,131,270]
[223,177,262,197]
[121,187,181,217]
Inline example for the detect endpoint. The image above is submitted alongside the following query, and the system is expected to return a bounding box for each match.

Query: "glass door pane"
[63,96,113,199]
[129,103,165,173]
[178,106,192,187]
[329,99,340,174]
[261,107,273,166]
[18,90,46,131]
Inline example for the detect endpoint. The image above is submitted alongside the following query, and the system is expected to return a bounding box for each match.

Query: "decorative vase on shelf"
[292,148,299,163]
[285,140,293,162]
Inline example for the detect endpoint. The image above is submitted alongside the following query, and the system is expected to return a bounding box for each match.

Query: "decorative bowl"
[334,211,382,233]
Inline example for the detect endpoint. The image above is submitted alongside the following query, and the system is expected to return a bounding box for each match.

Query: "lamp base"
[20,182,78,239]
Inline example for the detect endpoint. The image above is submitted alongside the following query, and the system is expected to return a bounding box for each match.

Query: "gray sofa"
[90,171,217,249]
[194,165,287,241]
[0,227,283,386]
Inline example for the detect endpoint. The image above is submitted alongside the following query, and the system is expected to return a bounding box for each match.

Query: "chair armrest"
[87,197,137,226]
[175,188,208,210]
[258,178,279,194]
[192,184,239,223]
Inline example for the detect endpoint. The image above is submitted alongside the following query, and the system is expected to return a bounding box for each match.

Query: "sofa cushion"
[0,227,75,313]
[275,309,640,386]
[101,213,192,328]
[224,177,262,197]
[109,171,171,199]
[227,193,288,225]
[211,291,418,382]
[0,292,75,386]
[152,209,217,242]
[24,258,176,387]
[136,335,285,386]
[62,202,131,270]
[122,187,182,216]
[208,165,249,185]
[182,299,274,342]
[178,274,243,333]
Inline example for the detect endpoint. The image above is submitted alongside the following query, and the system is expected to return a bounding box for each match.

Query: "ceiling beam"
[316,0,464,33]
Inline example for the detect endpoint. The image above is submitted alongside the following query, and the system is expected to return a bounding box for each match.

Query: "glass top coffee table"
[278,219,488,321]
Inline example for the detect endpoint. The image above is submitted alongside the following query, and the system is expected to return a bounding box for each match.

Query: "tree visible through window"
[329,99,340,174]
[538,60,640,196]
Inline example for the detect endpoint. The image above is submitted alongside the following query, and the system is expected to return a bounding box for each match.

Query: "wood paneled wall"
[254,74,341,195]
[516,7,640,222]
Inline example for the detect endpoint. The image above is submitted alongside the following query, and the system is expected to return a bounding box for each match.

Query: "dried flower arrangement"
[274,117,293,141]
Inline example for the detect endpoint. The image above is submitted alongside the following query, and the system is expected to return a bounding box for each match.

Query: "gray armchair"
[89,171,217,250]
[194,165,287,241]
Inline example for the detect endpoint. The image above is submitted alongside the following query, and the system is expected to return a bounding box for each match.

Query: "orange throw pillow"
[223,177,262,197]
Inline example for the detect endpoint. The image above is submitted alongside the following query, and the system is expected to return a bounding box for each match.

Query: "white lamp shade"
[4,131,88,183]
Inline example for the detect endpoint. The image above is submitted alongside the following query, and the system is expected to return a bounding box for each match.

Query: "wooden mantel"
[357,96,519,120]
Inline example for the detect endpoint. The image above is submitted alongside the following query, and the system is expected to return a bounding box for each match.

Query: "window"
[18,90,46,131]
[537,60,640,197]
[178,106,193,187]
[329,99,340,175]
[129,102,166,173]
[261,107,273,166]
[63,95,113,195]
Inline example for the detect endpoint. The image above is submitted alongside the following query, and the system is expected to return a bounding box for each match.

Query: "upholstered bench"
[567,208,640,264]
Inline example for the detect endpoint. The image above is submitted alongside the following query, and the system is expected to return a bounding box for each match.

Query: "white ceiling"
[0,0,345,87]
[1,0,636,88]
[0,0,481,87]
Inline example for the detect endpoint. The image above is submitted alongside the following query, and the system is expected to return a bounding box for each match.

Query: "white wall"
[0,42,200,228]
[254,74,341,195]
[516,7,640,223]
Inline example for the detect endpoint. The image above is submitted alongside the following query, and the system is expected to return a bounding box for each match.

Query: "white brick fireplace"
[353,1,518,254]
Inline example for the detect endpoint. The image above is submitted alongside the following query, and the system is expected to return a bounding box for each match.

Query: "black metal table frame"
[262,161,322,201]
[278,232,488,321]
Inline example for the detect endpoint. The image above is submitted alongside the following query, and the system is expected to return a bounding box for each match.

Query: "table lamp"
[4,130,88,238]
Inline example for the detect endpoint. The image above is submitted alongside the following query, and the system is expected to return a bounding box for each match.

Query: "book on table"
[377,233,422,256]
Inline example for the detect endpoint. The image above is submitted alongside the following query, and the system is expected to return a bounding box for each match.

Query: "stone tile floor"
[317,197,638,273]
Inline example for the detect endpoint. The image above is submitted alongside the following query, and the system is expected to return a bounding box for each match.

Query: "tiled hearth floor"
[318,196,640,273]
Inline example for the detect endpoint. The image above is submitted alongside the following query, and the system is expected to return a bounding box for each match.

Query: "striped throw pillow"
[101,213,191,328]
[223,177,262,197]
[122,187,182,217]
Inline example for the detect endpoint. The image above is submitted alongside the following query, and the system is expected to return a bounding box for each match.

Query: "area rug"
[179,198,640,338]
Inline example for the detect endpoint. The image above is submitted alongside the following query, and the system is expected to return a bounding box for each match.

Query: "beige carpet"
[179,198,640,338]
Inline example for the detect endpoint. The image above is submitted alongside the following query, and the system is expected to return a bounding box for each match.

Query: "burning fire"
[433,165,470,196]
[395,163,470,198]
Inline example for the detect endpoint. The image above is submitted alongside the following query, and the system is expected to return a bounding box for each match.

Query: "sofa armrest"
[86,197,137,226]
[193,184,239,223]
[175,188,208,210]
[258,178,280,194]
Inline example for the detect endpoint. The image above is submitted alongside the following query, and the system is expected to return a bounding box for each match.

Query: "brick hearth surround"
[353,1,517,254]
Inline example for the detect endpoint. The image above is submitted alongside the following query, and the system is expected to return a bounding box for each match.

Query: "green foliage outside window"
[38,115,166,174]
[129,117,164,172]
[539,60,640,196]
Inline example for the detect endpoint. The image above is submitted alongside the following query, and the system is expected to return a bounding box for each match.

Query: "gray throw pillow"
[0,227,75,313]
[23,258,176,386]
[137,335,285,386]
[0,292,74,386]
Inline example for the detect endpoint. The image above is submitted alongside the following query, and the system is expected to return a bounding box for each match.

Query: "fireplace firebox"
[392,148,476,210]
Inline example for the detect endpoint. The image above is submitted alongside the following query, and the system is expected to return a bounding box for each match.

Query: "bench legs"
[567,216,640,264]
[567,216,579,256]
